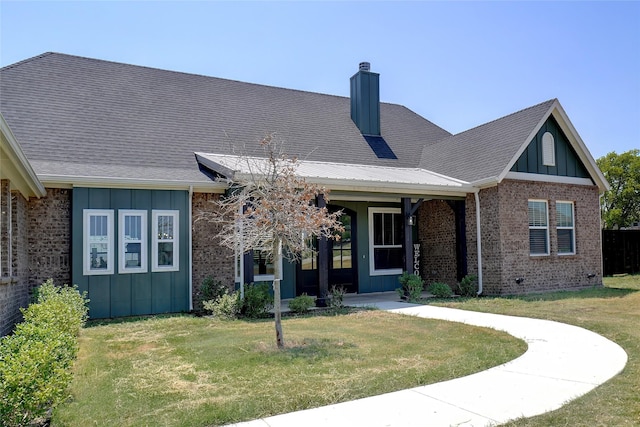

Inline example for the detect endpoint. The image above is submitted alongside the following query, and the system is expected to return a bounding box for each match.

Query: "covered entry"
[297,207,358,295]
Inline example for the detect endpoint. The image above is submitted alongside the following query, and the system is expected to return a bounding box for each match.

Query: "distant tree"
[597,149,640,229]
[199,135,343,348]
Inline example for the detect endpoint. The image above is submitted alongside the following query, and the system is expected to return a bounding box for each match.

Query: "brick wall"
[417,180,602,296]
[417,199,458,287]
[191,192,235,310]
[0,183,32,336]
[473,180,602,295]
[27,188,71,287]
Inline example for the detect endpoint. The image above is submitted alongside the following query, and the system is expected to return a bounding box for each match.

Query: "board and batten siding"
[72,188,189,318]
[511,116,590,179]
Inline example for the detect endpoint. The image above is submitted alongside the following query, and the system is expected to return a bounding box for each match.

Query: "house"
[0,53,608,321]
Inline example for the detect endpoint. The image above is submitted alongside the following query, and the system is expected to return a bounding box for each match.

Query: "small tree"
[597,149,640,229]
[199,135,343,348]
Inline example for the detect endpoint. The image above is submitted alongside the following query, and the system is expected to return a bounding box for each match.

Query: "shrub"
[203,291,241,320]
[199,277,228,302]
[288,294,315,314]
[328,285,346,311]
[397,272,424,303]
[457,274,478,297]
[0,280,89,427]
[428,282,453,298]
[241,283,273,318]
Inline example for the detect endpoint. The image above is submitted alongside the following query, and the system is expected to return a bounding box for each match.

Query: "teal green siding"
[72,188,189,318]
[511,116,590,179]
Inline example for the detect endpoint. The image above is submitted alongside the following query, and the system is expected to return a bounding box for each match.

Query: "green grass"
[434,274,640,426]
[52,310,525,427]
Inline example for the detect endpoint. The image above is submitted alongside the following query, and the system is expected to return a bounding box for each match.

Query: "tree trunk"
[273,239,284,349]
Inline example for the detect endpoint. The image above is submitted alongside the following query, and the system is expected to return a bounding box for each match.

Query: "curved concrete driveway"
[228,302,628,427]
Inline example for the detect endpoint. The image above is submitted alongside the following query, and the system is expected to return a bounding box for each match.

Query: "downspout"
[474,190,483,295]
[188,185,193,311]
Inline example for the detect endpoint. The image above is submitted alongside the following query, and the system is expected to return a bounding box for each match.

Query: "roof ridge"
[1,51,358,102]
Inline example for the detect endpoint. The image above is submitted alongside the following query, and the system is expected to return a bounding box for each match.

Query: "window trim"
[118,210,148,274]
[556,201,576,255]
[83,209,114,275]
[368,207,403,276]
[528,200,550,256]
[152,210,179,272]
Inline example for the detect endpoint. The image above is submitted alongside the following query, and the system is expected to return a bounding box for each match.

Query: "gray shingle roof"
[0,52,451,185]
[419,99,556,183]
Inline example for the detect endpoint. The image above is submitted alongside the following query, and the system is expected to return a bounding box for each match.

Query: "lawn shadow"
[503,286,637,302]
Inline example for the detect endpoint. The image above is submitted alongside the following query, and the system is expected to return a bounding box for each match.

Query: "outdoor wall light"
[515,277,525,285]
[408,215,417,226]
[587,273,596,279]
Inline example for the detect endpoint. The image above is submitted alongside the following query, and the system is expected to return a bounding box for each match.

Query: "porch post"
[317,194,329,306]
[402,197,413,274]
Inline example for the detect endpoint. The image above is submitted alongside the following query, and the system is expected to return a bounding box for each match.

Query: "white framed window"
[542,132,556,166]
[83,209,114,275]
[528,200,549,256]
[369,207,403,275]
[118,210,147,274]
[152,210,179,272]
[556,201,576,255]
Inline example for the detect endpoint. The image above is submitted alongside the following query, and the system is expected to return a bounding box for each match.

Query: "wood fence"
[602,230,640,276]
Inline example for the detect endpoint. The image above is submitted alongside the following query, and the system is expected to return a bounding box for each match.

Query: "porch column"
[316,194,329,306]
[402,198,413,274]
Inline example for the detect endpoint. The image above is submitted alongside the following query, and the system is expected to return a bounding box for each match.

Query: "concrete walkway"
[228,295,628,427]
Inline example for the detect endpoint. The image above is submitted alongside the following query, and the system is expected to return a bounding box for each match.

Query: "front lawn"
[52,310,525,426]
[435,274,640,426]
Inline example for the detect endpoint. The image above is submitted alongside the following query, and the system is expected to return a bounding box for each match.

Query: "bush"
[428,282,453,298]
[288,294,315,314]
[0,280,89,427]
[203,291,241,320]
[457,274,478,297]
[199,277,228,302]
[328,285,346,311]
[397,272,424,303]
[241,283,273,318]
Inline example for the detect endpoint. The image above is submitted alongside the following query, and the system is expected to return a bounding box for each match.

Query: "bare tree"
[199,135,343,348]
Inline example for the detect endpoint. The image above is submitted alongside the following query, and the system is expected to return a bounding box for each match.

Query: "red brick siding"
[417,200,458,288]
[27,188,72,288]
[468,180,602,295]
[191,193,235,310]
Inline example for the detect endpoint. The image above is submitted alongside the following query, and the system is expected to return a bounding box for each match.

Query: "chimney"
[350,61,380,136]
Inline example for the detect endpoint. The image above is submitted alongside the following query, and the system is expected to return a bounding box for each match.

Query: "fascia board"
[551,104,610,191]
[194,152,237,179]
[38,175,227,193]
[0,115,46,197]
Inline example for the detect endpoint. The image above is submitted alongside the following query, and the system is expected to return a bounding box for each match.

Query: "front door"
[329,211,357,293]
[296,207,358,295]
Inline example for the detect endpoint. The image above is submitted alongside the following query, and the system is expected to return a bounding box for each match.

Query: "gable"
[510,116,590,179]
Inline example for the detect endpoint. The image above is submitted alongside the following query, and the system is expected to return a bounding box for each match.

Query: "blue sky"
[1,1,638,159]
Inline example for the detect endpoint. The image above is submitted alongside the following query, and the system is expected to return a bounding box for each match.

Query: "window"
[119,210,147,273]
[152,210,179,272]
[556,201,575,255]
[83,209,114,275]
[369,208,403,274]
[542,132,555,166]
[528,200,549,255]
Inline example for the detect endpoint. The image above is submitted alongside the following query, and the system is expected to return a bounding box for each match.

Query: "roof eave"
[38,175,227,193]
[0,114,46,198]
